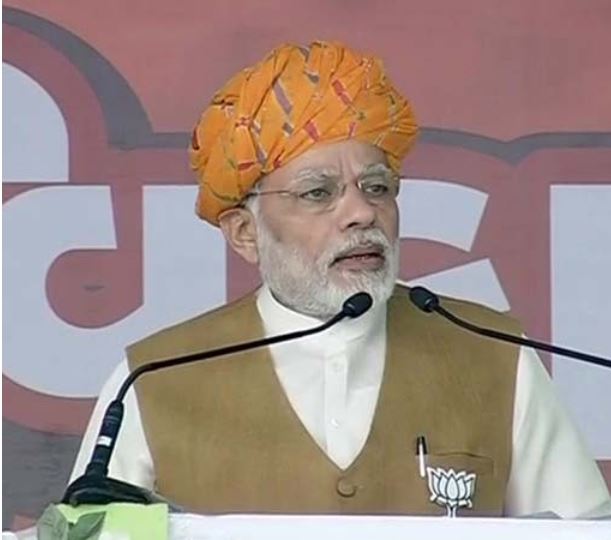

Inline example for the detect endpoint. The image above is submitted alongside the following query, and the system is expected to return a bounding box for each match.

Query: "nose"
[335,182,377,231]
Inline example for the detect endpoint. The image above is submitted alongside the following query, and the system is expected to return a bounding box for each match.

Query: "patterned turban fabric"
[190,40,419,226]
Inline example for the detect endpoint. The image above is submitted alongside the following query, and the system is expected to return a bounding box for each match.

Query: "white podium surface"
[171,514,610,540]
[6,513,610,539]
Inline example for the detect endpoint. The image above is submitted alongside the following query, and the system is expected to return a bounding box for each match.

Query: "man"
[71,41,611,517]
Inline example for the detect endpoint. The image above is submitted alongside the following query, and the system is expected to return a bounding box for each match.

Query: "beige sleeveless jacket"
[127,287,520,515]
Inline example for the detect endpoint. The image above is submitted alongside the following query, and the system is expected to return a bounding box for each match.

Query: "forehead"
[262,140,388,189]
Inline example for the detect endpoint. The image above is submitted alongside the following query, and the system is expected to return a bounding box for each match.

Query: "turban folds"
[190,40,419,225]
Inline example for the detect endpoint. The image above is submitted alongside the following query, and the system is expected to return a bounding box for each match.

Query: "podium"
[6,513,610,539]
[171,513,609,539]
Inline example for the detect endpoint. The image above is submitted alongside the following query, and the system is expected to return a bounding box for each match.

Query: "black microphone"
[409,286,611,370]
[62,292,373,506]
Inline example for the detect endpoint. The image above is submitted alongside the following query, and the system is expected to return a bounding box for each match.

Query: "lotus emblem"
[426,466,477,517]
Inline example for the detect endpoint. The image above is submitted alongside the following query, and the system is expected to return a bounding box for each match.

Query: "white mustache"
[322,229,392,268]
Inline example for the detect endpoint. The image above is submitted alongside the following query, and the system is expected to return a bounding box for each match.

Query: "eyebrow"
[290,167,338,187]
[360,163,393,176]
[292,163,392,185]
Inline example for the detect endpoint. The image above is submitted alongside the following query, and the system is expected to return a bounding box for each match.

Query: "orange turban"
[190,40,419,226]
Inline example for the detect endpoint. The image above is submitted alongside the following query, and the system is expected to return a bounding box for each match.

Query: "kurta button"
[336,477,358,497]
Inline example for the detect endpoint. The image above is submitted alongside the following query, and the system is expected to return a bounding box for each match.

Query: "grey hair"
[242,181,262,221]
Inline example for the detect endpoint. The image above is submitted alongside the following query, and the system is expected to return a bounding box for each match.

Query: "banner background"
[3,1,611,528]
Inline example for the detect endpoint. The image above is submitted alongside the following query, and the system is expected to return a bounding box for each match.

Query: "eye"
[362,181,391,197]
[298,187,334,202]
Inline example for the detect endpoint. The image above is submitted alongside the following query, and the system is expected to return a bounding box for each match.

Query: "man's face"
[248,139,400,319]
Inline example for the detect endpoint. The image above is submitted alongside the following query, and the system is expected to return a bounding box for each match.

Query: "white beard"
[254,213,399,319]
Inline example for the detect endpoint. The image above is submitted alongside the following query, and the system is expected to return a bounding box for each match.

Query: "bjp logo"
[426,466,477,517]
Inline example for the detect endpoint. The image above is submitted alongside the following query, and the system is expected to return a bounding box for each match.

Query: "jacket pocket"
[418,452,494,476]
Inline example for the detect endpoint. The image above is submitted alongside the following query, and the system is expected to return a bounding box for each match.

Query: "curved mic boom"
[63,291,373,506]
[409,286,611,370]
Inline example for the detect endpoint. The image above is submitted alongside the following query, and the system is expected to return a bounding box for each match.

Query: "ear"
[218,207,260,265]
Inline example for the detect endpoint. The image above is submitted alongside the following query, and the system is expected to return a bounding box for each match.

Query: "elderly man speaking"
[71,41,611,518]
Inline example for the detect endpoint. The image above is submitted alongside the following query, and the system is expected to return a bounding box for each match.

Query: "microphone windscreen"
[409,286,439,312]
[342,292,373,318]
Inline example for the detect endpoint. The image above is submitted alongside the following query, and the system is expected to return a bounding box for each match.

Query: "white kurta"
[71,285,611,518]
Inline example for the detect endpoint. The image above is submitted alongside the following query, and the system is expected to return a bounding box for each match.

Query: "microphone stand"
[409,286,611,370]
[62,292,373,506]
